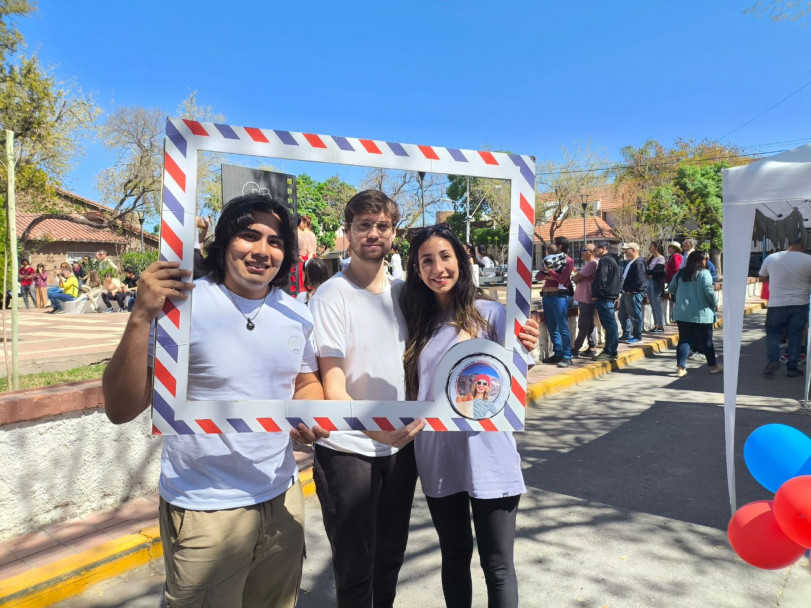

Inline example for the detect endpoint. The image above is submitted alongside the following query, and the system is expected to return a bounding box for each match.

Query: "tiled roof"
[534,216,618,243]
[536,182,635,212]
[16,212,128,244]
[56,188,159,244]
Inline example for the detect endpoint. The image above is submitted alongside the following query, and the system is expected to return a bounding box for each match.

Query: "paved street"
[57,309,811,607]
[0,307,128,374]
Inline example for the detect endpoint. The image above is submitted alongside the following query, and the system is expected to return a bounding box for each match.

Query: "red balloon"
[727,500,806,569]
[774,475,811,547]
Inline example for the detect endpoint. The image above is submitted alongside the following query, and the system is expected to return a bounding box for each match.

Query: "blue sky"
[16,0,811,204]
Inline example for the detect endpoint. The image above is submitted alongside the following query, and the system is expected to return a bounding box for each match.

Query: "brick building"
[15,188,158,283]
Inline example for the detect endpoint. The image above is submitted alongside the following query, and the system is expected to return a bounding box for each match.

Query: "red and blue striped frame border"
[153,119,536,435]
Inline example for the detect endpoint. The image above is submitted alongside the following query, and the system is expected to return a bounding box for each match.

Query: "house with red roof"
[533,183,636,266]
[16,188,158,282]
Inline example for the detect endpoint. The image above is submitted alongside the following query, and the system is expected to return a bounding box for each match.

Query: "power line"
[718,78,811,140]
[535,149,786,177]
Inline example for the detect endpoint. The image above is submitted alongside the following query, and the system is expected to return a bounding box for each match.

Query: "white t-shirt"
[151,277,318,510]
[470,262,480,287]
[309,272,408,457]
[759,251,811,307]
[390,253,404,279]
[679,249,693,269]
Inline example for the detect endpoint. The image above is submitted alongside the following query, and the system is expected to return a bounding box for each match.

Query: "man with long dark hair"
[102,194,327,607]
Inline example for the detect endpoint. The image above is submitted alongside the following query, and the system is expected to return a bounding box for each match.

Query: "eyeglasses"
[475,380,489,386]
[351,221,393,236]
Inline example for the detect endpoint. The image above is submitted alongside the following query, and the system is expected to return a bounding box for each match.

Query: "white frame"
[151,119,536,435]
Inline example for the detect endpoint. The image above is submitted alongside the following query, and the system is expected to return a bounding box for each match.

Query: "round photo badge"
[445,351,511,421]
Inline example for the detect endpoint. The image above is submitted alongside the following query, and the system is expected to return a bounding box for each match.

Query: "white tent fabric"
[721,144,811,515]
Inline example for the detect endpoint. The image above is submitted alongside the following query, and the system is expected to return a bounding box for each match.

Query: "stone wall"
[0,382,160,541]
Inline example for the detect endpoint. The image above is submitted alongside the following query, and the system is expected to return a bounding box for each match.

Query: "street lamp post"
[138,212,145,252]
[580,193,589,252]
[418,171,426,228]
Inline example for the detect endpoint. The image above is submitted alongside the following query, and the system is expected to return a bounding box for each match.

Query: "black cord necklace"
[223,286,270,331]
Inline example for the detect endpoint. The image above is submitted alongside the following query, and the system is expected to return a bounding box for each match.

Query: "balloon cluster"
[728,424,811,569]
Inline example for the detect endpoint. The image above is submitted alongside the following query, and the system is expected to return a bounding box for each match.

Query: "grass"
[0,363,107,392]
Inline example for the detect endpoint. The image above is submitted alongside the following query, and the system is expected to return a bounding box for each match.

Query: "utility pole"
[466,177,471,243]
[6,130,19,390]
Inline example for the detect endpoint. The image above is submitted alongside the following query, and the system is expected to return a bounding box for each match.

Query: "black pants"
[101,291,126,310]
[676,321,717,367]
[426,492,520,608]
[313,443,418,608]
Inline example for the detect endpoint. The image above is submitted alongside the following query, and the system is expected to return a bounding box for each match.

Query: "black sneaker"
[787,367,803,377]
[593,352,618,361]
[557,359,573,368]
[542,355,561,365]
[580,349,597,358]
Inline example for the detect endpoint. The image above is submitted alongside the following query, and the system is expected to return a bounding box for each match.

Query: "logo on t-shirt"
[287,336,303,355]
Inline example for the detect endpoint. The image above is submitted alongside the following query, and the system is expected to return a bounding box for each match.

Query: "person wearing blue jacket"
[668,250,722,377]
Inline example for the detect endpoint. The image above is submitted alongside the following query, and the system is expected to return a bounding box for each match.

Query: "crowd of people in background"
[10,250,139,314]
[535,235,722,376]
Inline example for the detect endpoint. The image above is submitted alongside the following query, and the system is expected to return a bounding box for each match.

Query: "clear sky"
[15,0,811,203]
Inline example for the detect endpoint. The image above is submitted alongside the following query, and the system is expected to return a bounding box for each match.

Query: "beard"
[349,239,389,263]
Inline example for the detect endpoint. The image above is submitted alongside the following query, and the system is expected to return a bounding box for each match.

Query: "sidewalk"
[0,297,768,606]
[0,307,128,375]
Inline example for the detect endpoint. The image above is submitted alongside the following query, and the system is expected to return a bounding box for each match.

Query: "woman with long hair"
[296,258,329,304]
[464,243,480,287]
[33,263,49,308]
[402,224,527,607]
[668,250,721,377]
[646,242,666,332]
[85,270,104,312]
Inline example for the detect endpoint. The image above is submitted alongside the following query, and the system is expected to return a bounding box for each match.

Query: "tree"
[611,138,756,260]
[295,174,356,251]
[360,168,447,228]
[0,0,34,62]
[445,174,511,234]
[535,142,610,243]
[673,163,726,252]
[0,2,99,246]
[177,91,225,217]
[745,0,810,21]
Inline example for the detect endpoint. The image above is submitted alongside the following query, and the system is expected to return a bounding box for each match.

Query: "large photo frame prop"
[152,118,536,435]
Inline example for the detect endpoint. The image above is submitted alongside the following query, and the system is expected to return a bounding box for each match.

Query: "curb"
[527,301,766,403]
[0,527,162,607]
[0,470,317,607]
[1,301,764,606]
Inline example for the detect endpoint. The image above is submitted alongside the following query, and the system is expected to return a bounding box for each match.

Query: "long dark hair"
[402,225,494,400]
[303,258,329,297]
[678,250,706,282]
[201,194,296,289]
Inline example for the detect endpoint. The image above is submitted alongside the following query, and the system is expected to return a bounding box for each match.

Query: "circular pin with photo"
[446,353,511,420]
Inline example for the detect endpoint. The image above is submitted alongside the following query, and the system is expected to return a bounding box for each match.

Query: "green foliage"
[613,138,755,247]
[446,173,511,229]
[472,226,508,248]
[445,211,467,240]
[121,250,159,274]
[295,174,356,251]
[0,1,35,63]
[394,236,410,262]
[673,162,727,250]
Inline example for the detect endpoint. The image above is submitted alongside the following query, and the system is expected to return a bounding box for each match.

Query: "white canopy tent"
[721,144,811,515]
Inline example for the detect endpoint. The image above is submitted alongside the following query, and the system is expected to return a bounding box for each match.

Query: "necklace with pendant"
[224,286,270,331]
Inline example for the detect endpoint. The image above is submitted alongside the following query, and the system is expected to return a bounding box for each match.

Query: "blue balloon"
[744,424,811,493]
